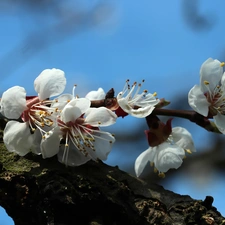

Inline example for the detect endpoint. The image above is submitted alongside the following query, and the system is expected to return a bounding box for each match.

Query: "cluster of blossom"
[0,57,224,177]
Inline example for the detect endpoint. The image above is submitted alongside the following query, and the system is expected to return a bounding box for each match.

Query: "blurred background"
[0,0,225,223]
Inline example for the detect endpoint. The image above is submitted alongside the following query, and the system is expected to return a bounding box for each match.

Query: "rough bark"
[0,128,224,225]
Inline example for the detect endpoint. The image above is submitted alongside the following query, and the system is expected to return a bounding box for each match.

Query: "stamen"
[72,84,77,97]
[204,80,210,85]
[158,172,165,178]
[186,149,192,154]
[220,62,225,67]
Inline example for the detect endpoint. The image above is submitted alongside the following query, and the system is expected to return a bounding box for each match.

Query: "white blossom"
[116,80,159,118]
[41,98,117,166]
[1,68,66,156]
[135,127,195,177]
[188,58,225,133]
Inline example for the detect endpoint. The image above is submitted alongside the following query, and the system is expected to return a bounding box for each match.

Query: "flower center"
[57,116,97,157]
[204,84,225,116]
[22,96,55,131]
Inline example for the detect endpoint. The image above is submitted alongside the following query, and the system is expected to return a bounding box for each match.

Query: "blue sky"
[0,0,225,223]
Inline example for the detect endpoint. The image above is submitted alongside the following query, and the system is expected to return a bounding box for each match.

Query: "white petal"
[1,86,27,119]
[61,98,90,123]
[51,94,74,109]
[57,144,91,166]
[88,131,115,160]
[188,85,210,117]
[221,72,225,86]
[34,68,66,100]
[85,88,105,100]
[214,114,225,134]
[30,129,42,155]
[41,127,61,158]
[134,93,160,107]
[3,121,40,156]
[200,58,223,93]
[134,147,156,177]
[85,107,117,127]
[118,98,155,118]
[172,127,196,152]
[154,143,184,173]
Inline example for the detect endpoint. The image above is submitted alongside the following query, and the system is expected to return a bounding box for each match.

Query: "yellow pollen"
[98,121,101,124]
[67,100,70,103]
[186,149,192,154]
[158,172,165,178]
[153,167,158,173]
[65,144,69,147]
[153,92,157,96]
[42,135,46,139]
[220,62,225,67]
[150,162,154,167]
[204,80,210,85]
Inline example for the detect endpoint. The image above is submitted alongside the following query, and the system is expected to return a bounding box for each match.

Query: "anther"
[186,149,192,154]
[204,80,210,85]
[220,62,225,67]
[153,92,157,96]
[158,172,165,178]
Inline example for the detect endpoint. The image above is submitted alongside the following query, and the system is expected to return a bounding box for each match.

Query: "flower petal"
[87,131,115,161]
[85,88,105,100]
[61,98,91,123]
[200,58,223,93]
[57,144,91,166]
[3,121,41,156]
[118,98,155,118]
[214,114,225,134]
[172,127,196,152]
[84,107,117,127]
[134,93,160,108]
[134,147,156,177]
[1,86,27,119]
[154,143,184,173]
[188,85,210,117]
[34,68,66,100]
[41,127,61,158]
[51,94,74,109]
